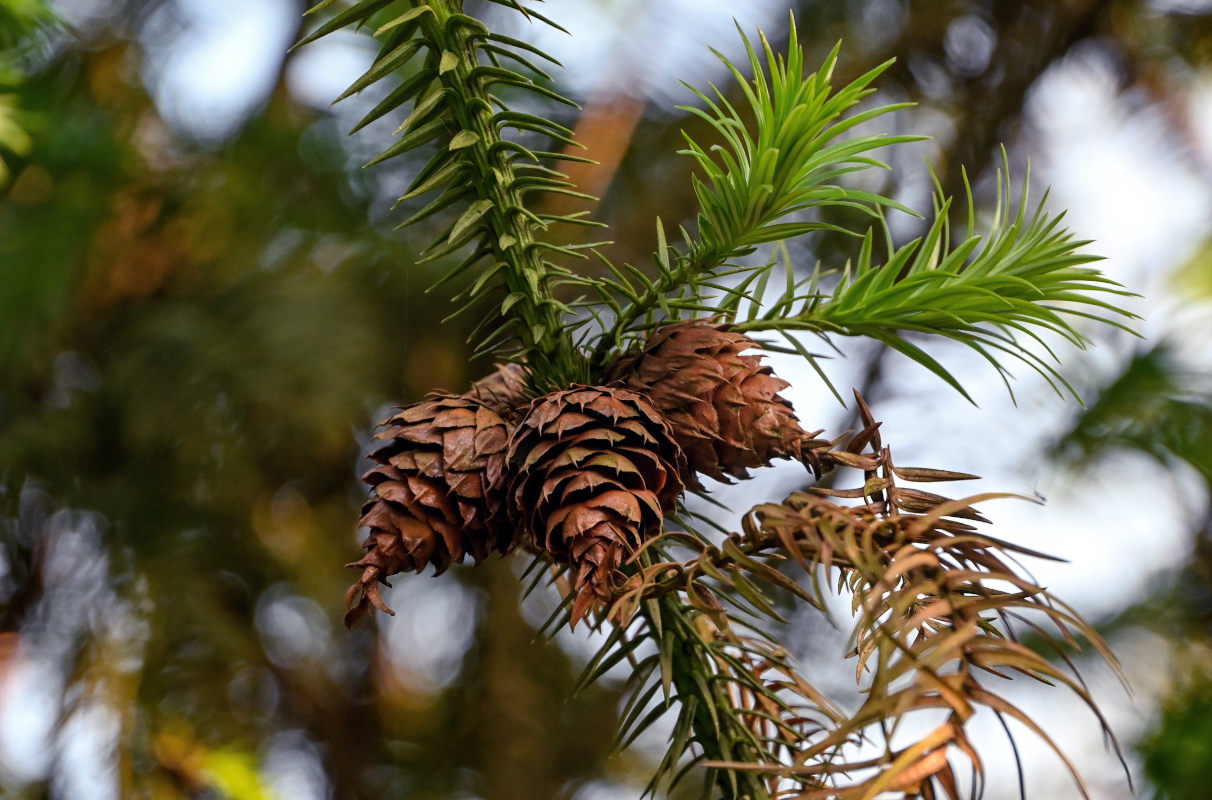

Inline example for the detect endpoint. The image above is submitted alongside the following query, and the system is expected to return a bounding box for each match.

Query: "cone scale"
[468,362,530,423]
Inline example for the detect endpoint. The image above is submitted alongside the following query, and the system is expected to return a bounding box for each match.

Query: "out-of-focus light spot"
[52,704,120,800]
[943,15,996,77]
[1188,75,1212,168]
[858,0,907,51]
[572,780,644,800]
[286,34,375,111]
[1150,0,1212,12]
[255,586,333,668]
[0,653,58,783]
[262,731,331,800]
[229,667,282,725]
[141,0,297,142]
[1029,44,1212,307]
[48,0,123,29]
[260,228,307,271]
[906,52,954,100]
[47,351,99,410]
[494,0,784,104]
[254,487,315,567]
[381,577,482,695]
[309,234,361,273]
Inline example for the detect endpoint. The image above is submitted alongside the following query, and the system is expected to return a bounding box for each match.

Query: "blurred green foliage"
[0,0,56,185]
[1053,344,1212,483]
[1140,678,1212,800]
[1053,343,1212,800]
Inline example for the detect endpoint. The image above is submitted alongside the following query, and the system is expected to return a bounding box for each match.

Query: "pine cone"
[611,321,822,484]
[345,394,512,627]
[508,386,684,625]
[467,362,530,423]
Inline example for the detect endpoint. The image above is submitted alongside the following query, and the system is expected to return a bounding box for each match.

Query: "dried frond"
[604,392,1126,799]
[740,486,1125,798]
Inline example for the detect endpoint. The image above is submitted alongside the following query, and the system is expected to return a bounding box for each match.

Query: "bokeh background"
[3,0,1212,797]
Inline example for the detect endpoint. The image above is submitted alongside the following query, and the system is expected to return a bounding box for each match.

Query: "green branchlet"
[589,22,921,368]
[733,158,1140,402]
[682,29,917,266]
[297,0,599,389]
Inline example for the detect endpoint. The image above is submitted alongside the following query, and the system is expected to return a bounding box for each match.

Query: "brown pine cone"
[508,386,684,625]
[611,321,822,485]
[345,394,512,627]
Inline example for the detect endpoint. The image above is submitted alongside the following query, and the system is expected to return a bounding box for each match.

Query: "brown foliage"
[607,393,1125,798]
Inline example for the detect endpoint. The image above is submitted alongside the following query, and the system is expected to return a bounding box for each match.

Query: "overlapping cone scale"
[508,386,684,625]
[611,320,821,484]
[345,394,512,628]
[468,362,530,423]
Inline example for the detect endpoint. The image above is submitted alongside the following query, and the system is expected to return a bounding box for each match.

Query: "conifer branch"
[679,32,914,268]
[590,23,915,369]
[639,596,775,799]
[312,6,1136,798]
[733,159,1140,402]
[297,0,599,389]
[590,24,1136,404]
